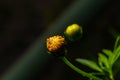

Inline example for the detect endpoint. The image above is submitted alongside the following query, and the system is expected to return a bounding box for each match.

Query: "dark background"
[0,0,120,80]
[0,0,73,75]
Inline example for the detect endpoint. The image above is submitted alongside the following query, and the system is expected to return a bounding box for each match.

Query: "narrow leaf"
[112,46,120,65]
[114,36,120,52]
[102,49,114,66]
[102,49,113,57]
[98,53,109,70]
[76,58,102,72]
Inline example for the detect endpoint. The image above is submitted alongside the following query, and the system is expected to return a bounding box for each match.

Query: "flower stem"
[61,57,102,80]
[109,70,114,80]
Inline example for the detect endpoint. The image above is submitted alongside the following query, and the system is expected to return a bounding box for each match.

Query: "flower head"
[46,35,66,56]
[64,24,83,41]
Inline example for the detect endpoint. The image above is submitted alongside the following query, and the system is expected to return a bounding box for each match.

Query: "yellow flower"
[64,24,82,41]
[46,35,65,53]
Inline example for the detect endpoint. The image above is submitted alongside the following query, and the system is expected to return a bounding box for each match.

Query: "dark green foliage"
[76,36,120,80]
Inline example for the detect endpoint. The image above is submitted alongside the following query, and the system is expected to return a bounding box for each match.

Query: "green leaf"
[111,46,120,65]
[76,58,102,72]
[98,53,109,70]
[102,49,114,66]
[113,35,120,51]
[102,49,113,57]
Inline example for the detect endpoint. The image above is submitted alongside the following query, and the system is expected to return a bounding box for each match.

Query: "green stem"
[109,70,114,80]
[61,57,102,80]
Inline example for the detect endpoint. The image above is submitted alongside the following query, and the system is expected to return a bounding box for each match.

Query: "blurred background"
[0,0,73,76]
[0,0,120,80]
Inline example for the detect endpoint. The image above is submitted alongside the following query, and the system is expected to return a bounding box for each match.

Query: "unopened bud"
[64,24,83,41]
[46,35,66,56]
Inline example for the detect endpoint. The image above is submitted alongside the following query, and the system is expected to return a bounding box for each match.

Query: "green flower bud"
[64,24,83,41]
